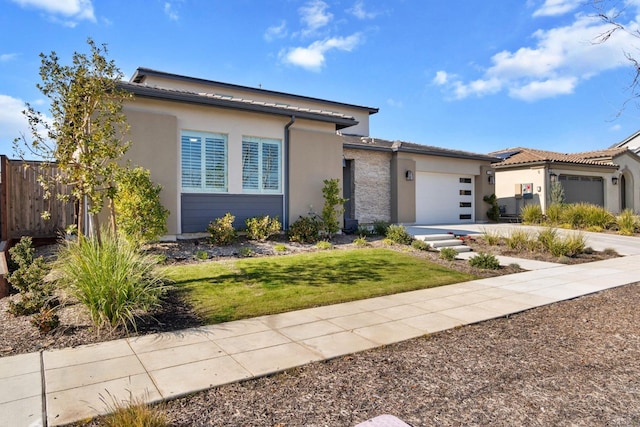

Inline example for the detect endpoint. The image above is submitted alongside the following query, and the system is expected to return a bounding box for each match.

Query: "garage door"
[559,175,604,206]
[415,172,474,224]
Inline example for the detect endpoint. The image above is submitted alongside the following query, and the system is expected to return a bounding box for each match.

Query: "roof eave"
[120,82,358,129]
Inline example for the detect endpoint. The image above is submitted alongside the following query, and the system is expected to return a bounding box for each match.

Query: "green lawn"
[166,248,475,324]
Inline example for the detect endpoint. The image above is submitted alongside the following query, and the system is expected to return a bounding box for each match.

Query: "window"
[459,202,472,208]
[460,214,472,220]
[459,177,472,183]
[181,131,227,192]
[459,190,472,196]
[242,136,281,193]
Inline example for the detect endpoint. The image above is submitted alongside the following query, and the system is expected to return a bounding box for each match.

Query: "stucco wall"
[343,147,391,223]
[494,167,547,215]
[288,127,343,224]
[614,152,640,212]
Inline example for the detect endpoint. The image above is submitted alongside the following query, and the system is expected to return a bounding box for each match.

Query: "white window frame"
[181,131,228,193]
[242,136,282,194]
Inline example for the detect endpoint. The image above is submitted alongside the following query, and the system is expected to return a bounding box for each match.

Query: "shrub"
[239,247,254,257]
[207,213,237,246]
[385,224,413,245]
[113,167,169,244]
[469,252,500,270]
[6,236,55,316]
[357,224,373,236]
[31,307,60,334]
[439,247,458,261]
[583,205,615,229]
[52,229,167,333]
[549,181,565,205]
[483,194,500,222]
[321,178,347,237]
[353,236,369,247]
[560,203,611,229]
[546,232,586,257]
[505,229,536,251]
[315,241,333,250]
[616,209,638,235]
[372,220,390,236]
[481,229,501,246]
[288,215,321,244]
[520,204,543,224]
[273,244,287,252]
[245,215,281,241]
[545,203,564,225]
[536,227,558,252]
[411,239,430,251]
[194,250,209,260]
[100,392,167,427]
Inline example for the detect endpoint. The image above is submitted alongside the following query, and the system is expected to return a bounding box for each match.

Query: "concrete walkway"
[2,232,639,426]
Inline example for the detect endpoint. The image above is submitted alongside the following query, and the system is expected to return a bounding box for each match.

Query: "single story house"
[118,68,498,239]
[491,146,640,215]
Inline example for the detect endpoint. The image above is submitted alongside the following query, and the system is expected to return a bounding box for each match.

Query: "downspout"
[284,115,296,229]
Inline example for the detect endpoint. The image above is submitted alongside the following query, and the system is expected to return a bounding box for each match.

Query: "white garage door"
[415,172,474,224]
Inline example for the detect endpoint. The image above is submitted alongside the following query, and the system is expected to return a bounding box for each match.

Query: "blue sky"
[2,0,640,157]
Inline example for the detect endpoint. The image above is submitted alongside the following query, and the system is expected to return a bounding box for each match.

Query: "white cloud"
[280,33,362,71]
[0,53,18,62]
[435,9,640,101]
[0,94,30,144]
[164,1,179,21]
[387,98,403,108]
[349,0,378,20]
[299,0,333,36]
[265,21,288,42]
[533,0,582,17]
[11,0,95,23]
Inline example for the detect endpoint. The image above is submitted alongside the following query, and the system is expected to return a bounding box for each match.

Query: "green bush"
[273,244,288,252]
[560,203,612,229]
[411,239,430,251]
[52,229,167,333]
[207,213,237,246]
[520,204,543,224]
[353,236,369,247]
[616,209,638,235]
[583,204,615,229]
[481,229,501,246]
[468,252,500,270]
[439,247,457,261]
[505,229,536,251]
[194,250,209,260]
[549,181,565,205]
[30,307,60,333]
[114,167,169,244]
[545,232,586,257]
[315,240,333,250]
[321,178,347,237]
[288,215,322,244]
[545,203,564,224]
[536,227,558,252]
[6,236,55,316]
[245,215,281,241]
[483,194,500,222]
[385,224,413,245]
[372,220,390,236]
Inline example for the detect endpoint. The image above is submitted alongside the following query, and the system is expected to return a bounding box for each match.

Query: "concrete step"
[430,239,465,248]
[436,245,472,253]
[414,234,453,242]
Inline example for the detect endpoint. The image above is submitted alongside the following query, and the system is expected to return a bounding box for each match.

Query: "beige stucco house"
[491,146,640,215]
[118,68,498,239]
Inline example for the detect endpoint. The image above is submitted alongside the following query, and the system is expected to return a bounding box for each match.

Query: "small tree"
[550,181,565,205]
[321,178,347,237]
[113,167,169,244]
[483,194,500,222]
[14,38,132,239]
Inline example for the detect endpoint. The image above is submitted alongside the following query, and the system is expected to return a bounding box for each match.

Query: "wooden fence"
[0,155,75,241]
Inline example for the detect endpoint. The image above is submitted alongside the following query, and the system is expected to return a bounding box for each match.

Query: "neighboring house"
[491,146,640,215]
[342,136,498,225]
[117,67,498,239]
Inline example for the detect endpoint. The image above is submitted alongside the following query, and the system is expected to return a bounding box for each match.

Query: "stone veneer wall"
[344,147,392,223]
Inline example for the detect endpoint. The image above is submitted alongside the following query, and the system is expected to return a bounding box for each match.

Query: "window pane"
[242,141,259,190]
[181,135,201,189]
[205,137,226,190]
[262,142,280,191]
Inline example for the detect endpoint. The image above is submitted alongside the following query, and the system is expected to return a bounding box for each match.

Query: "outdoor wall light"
[488,175,495,185]
[405,170,414,181]
[550,172,558,182]
[612,176,619,185]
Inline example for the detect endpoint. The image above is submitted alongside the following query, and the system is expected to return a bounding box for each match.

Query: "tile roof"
[490,147,621,168]
[118,81,359,129]
[342,135,499,162]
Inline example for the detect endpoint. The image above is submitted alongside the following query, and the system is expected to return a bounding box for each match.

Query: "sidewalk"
[2,254,640,426]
